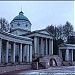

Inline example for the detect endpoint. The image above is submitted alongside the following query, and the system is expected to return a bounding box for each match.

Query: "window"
[26,24,28,27]
[17,23,20,26]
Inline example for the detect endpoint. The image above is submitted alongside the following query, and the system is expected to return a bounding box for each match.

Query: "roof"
[59,43,75,47]
[21,29,53,37]
[59,43,75,49]
[0,31,32,41]
[12,11,29,21]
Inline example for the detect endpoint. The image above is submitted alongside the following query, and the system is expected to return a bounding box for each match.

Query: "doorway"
[50,58,57,66]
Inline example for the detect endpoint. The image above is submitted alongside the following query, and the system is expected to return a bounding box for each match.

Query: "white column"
[12,42,15,63]
[27,45,29,62]
[40,38,44,56]
[58,49,62,58]
[30,45,32,62]
[34,37,37,57]
[0,39,2,64]
[5,41,9,64]
[19,43,22,63]
[65,49,69,61]
[72,50,73,61]
[49,39,53,55]
[46,38,48,55]
[52,40,53,54]
[37,37,39,56]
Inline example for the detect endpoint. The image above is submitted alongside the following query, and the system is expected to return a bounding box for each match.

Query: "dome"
[10,11,31,32]
[13,11,29,21]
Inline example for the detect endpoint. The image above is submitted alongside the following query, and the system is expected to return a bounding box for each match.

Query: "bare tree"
[56,25,63,39]
[46,25,63,40]
[46,21,74,54]
[63,21,74,39]
[46,25,56,39]
[0,17,10,32]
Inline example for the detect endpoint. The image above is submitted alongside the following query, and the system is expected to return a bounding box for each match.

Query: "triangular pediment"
[38,30,51,35]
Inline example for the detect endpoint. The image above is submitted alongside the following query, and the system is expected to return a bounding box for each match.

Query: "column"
[58,49,62,58]
[12,42,16,63]
[49,39,53,55]
[5,41,9,64]
[30,45,32,62]
[65,49,69,61]
[27,45,29,62]
[34,36,37,57]
[46,38,48,55]
[0,39,2,64]
[19,43,22,63]
[40,38,44,56]
[37,37,39,56]
[72,50,73,61]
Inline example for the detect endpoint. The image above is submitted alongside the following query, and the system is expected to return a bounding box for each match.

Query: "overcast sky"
[0,1,74,31]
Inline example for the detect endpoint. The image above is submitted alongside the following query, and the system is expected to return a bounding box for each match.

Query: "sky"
[0,1,74,31]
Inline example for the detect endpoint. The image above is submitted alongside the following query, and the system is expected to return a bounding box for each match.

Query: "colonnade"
[33,36,53,57]
[0,38,32,64]
[59,49,74,61]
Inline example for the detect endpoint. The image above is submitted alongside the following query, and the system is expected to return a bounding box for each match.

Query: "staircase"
[38,63,45,69]
[32,57,45,69]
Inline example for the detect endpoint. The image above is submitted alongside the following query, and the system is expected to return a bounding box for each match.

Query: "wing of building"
[0,11,54,73]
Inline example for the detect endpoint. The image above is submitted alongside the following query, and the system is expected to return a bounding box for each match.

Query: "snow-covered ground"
[16,66,75,75]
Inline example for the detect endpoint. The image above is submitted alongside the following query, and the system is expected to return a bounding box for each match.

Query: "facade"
[0,11,53,73]
[10,11,53,59]
[58,32,75,66]
[21,29,53,58]
[58,43,75,65]
[0,31,32,64]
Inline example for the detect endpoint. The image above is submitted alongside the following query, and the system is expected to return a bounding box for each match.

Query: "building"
[0,11,53,73]
[58,32,75,66]
[59,43,75,66]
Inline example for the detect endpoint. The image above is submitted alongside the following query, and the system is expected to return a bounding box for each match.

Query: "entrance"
[50,58,57,66]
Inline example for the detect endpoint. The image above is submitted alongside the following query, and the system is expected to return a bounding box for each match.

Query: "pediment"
[38,30,50,35]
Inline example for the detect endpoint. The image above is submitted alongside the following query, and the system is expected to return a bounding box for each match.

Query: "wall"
[0,63,32,74]
[40,55,63,68]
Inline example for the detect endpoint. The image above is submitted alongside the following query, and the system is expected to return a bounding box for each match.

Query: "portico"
[21,29,53,58]
[33,37,53,57]
[0,31,33,65]
[58,44,75,62]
